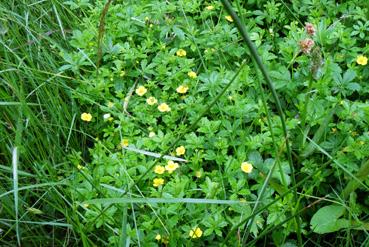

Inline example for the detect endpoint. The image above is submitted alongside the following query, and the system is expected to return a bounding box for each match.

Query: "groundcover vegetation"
[1,0,369,246]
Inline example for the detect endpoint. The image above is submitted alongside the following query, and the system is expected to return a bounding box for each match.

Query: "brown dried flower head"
[299,38,315,54]
[305,22,316,36]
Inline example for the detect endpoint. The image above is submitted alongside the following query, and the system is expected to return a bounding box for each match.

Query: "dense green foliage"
[1,0,369,246]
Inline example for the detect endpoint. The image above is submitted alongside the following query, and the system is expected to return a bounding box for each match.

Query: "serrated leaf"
[173,26,185,40]
[346,82,361,92]
[343,69,356,83]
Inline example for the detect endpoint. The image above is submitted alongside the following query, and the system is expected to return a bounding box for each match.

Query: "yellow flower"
[176,49,187,57]
[162,237,169,244]
[121,139,129,147]
[135,86,147,96]
[188,71,197,79]
[158,103,171,112]
[149,131,156,137]
[77,164,84,170]
[176,85,189,94]
[205,5,214,10]
[146,96,158,105]
[176,146,186,156]
[81,113,92,122]
[241,162,253,173]
[195,170,202,178]
[165,160,179,173]
[107,101,114,108]
[154,165,165,174]
[356,55,368,65]
[189,227,203,238]
[239,198,247,203]
[225,15,233,22]
[153,178,164,187]
[155,234,161,241]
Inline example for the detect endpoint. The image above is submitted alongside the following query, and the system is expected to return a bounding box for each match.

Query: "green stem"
[341,159,369,199]
[220,0,301,245]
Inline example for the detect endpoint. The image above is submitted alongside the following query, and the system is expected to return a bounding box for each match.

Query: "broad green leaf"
[310,205,349,234]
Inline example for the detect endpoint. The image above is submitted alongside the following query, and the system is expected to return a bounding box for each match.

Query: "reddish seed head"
[299,38,315,54]
[305,22,316,36]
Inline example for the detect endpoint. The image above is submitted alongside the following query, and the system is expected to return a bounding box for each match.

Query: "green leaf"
[342,69,356,83]
[346,82,361,92]
[310,205,350,234]
[173,26,185,40]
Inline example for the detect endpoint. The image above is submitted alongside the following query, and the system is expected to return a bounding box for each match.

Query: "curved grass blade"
[123,145,187,162]
[85,197,248,205]
[220,0,301,244]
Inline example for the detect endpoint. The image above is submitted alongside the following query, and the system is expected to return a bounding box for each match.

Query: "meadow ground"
[1,0,369,246]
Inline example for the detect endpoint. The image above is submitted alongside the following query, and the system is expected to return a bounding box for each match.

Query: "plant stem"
[220,0,302,245]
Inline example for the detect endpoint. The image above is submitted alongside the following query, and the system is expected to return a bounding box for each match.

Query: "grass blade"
[220,0,301,244]
[12,147,20,246]
[85,197,247,205]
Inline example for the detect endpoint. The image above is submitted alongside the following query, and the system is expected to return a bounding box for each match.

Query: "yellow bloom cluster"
[205,5,214,10]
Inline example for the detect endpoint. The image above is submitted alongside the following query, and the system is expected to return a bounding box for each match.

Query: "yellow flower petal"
[176,146,186,156]
[146,96,158,105]
[81,113,92,122]
[153,178,165,187]
[189,227,203,238]
[356,55,368,65]
[225,15,233,22]
[165,160,179,172]
[176,85,189,94]
[154,165,165,174]
[121,139,129,147]
[188,71,197,79]
[241,162,253,173]
[158,103,171,112]
[176,49,187,57]
[135,86,147,96]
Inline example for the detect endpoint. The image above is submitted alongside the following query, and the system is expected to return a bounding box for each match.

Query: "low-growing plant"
[2,0,369,246]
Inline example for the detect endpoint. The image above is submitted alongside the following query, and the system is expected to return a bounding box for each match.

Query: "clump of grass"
[0,1,86,245]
